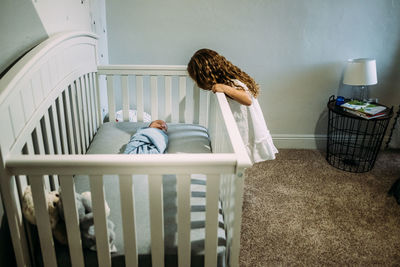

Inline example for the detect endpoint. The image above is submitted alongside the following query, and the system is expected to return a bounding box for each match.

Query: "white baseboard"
[272,134,327,149]
[272,134,391,150]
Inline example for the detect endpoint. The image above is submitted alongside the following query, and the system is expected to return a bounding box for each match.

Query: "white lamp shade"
[343,58,378,86]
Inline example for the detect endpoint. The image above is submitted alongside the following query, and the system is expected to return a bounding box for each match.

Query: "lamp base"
[352,86,369,101]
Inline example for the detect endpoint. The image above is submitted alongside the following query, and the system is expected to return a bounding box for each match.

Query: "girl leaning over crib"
[187,48,278,163]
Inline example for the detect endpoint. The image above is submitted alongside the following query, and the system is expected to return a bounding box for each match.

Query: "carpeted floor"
[240,149,400,266]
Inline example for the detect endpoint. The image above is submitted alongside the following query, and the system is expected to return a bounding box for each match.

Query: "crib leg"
[0,169,31,267]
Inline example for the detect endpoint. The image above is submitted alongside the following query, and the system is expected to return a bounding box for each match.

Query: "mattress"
[39,122,226,267]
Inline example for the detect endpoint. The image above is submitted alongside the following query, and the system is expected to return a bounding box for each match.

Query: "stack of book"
[340,100,387,119]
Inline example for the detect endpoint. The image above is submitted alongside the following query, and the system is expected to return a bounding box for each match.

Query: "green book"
[341,100,386,115]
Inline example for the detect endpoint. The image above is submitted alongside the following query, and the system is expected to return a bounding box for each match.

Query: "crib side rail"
[6,153,237,175]
[97,65,209,127]
[6,154,237,267]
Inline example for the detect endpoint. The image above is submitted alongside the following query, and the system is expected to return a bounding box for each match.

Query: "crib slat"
[70,82,82,154]
[230,174,245,267]
[64,88,76,154]
[199,90,210,128]
[164,76,172,122]
[193,84,200,125]
[88,73,97,133]
[81,76,91,145]
[85,74,94,139]
[80,76,88,134]
[224,175,233,244]
[51,104,62,155]
[52,175,60,192]
[220,175,233,267]
[26,136,35,155]
[90,175,112,267]
[122,75,130,121]
[76,77,88,151]
[205,174,220,267]
[136,76,144,122]
[43,110,60,191]
[148,174,164,267]
[38,164,51,193]
[119,175,138,267]
[95,73,102,128]
[57,94,69,154]
[150,76,158,119]
[35,121,46,155]
[30,175,58,267]
[83,75,93,140]
[19,175,37,265]
[58,175,85,267]
[43,112,55,155]
[185,83,193,124]
[179,77,186,123]
[16,175,28,202]
[177,174,191,267]
[107,75,116,122]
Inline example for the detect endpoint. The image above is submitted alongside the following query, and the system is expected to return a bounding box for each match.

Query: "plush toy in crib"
[57,191,117,253]
[22,186,68,245]
[22,186,60,229]
[22,186,117,252]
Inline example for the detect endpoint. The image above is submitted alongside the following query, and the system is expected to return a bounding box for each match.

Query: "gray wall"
[0,0,47,232]
[0,0,48,77]
[106,0,400,148]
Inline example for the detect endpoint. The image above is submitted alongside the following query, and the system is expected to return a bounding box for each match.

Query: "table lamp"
[343,58,377,101]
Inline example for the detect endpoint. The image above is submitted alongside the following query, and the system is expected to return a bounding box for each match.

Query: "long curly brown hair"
[187,48,259,98]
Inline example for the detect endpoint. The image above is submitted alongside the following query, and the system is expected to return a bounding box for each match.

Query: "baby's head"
[149,120,168,132]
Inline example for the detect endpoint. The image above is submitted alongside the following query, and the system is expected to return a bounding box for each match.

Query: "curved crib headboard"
[0,31,98,160]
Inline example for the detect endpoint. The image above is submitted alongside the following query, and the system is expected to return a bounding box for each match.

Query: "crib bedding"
[56,122,225,266]
[86,122,212,154]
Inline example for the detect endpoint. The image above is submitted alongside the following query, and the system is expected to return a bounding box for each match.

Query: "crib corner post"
[0,153,31,267]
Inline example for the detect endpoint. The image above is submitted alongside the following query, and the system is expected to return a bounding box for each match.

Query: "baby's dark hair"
[187,48,259,97]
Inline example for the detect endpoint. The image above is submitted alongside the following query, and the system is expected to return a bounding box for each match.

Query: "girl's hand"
[212,84,252,106]
[211,84,225,93]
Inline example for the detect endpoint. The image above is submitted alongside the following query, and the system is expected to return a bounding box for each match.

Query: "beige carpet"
[240,149,400,266]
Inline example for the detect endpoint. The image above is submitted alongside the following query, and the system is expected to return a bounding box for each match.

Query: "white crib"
[0,32,251,267]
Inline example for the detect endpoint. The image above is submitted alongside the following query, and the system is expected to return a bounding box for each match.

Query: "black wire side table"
[326,95,393,173]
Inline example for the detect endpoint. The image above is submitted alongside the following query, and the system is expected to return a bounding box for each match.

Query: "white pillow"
[115,109,152,122]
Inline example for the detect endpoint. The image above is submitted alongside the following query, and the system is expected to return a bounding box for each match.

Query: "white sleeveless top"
[227,79,278,163]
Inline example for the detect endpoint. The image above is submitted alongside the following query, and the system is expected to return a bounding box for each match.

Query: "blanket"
[123,127,168,154]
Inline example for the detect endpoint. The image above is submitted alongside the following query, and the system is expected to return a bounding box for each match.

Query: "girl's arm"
[212,83,252,106]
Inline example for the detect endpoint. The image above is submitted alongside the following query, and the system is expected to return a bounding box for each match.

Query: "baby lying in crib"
[123,120,168,154]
